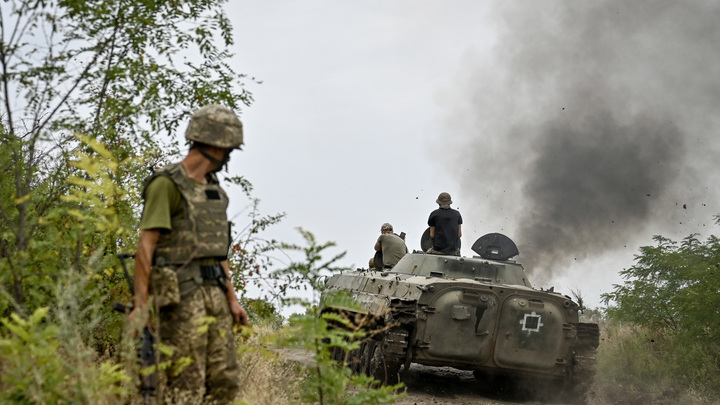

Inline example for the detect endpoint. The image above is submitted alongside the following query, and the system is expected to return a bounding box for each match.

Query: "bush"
[273,229,406,405]
[0,307,130,404]
[593,320,720,405]
[601,227,720,400]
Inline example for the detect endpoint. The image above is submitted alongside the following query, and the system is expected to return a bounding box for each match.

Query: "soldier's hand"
[229,300,248,326]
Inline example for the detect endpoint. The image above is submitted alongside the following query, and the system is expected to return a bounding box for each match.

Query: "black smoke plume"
[450,1,720,279]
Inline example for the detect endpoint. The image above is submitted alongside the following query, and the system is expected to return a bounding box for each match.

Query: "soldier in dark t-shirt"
[427,192,462,256]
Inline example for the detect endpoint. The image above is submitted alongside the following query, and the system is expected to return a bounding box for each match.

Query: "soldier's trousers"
[159,285,240,404]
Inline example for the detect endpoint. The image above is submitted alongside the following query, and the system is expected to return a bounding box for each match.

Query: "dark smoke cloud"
[449,1,720,279]
[520,109,683,273]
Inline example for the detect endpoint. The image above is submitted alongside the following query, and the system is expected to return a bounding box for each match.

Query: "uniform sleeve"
[139,176,182,231]
[428,211,436,227]
[458,211,463,224]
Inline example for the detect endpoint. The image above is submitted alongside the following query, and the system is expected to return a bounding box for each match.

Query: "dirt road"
[393,363,569,405]
[279,348,577,405]
[278,348,669,405]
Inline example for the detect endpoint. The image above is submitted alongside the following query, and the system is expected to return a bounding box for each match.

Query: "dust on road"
[279,348,576,405]
[277,348,651,405]
[393,363,570,405]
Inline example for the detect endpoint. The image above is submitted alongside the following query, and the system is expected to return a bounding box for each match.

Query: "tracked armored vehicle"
[321,232,599,399]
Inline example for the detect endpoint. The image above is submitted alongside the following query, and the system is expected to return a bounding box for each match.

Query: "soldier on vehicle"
[129,105,248,403]
[427,192,462,256]
[374,222,408,268]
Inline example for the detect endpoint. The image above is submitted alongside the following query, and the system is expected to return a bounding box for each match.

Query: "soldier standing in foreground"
[129,105,248,403]
[427,192,463,256]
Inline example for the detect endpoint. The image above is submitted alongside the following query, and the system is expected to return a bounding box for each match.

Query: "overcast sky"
[223,1,720,310]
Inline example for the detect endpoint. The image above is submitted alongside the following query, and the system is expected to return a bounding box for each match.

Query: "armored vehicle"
[321,232,599,398]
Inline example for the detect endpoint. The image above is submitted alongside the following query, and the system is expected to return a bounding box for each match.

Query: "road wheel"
[367,340,401,385]
[359,339,374,375]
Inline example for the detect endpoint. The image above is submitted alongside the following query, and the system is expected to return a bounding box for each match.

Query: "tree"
[602,216,720,391]
[602,230,720,340]
[0,1,285,401]
[0,0,252,312]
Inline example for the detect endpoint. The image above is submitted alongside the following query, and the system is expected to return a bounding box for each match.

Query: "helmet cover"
[185,104,244,149]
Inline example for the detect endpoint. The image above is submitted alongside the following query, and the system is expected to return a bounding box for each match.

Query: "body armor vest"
[144,163,231,265]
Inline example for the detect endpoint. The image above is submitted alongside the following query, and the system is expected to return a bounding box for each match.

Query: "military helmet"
[185,104,244,149]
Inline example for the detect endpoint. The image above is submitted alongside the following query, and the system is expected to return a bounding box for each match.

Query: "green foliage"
[228,197,286,302]
[273,228,348,306]
[0,308,64,403]
[0,0,253,313]
[0,1,396,403]
[288,307,405,405]
[601,222,720,396]
[64,133,134,239]
[0,1,276,403]
[602,232,720,340]
[597,322,669,385]
[242,297,284,327]
[278,229,405,405]
[0,307,130,403]
[596,320,720,403]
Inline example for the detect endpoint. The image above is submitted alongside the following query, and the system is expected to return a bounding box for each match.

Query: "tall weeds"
[234,324,301,405]
[593,319,720,405]
[0,257,131,404]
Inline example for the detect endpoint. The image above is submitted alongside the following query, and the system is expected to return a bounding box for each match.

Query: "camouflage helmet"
[185,104,244,149]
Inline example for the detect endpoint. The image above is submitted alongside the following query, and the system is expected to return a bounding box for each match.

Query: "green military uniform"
[142,162,240,403]
[376,233,408,268]
[138,104,245,403]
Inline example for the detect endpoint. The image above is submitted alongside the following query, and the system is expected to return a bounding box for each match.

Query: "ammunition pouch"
[149,266,181,308]
[152,259,228,300]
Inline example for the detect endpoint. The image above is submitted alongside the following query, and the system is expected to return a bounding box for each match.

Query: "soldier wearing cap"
[129,105,247,403]
[427,192,463,256]
[374,223,408,268]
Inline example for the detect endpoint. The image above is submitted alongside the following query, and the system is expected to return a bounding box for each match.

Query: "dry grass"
[590,321,720,405]
[234,324,304,405]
